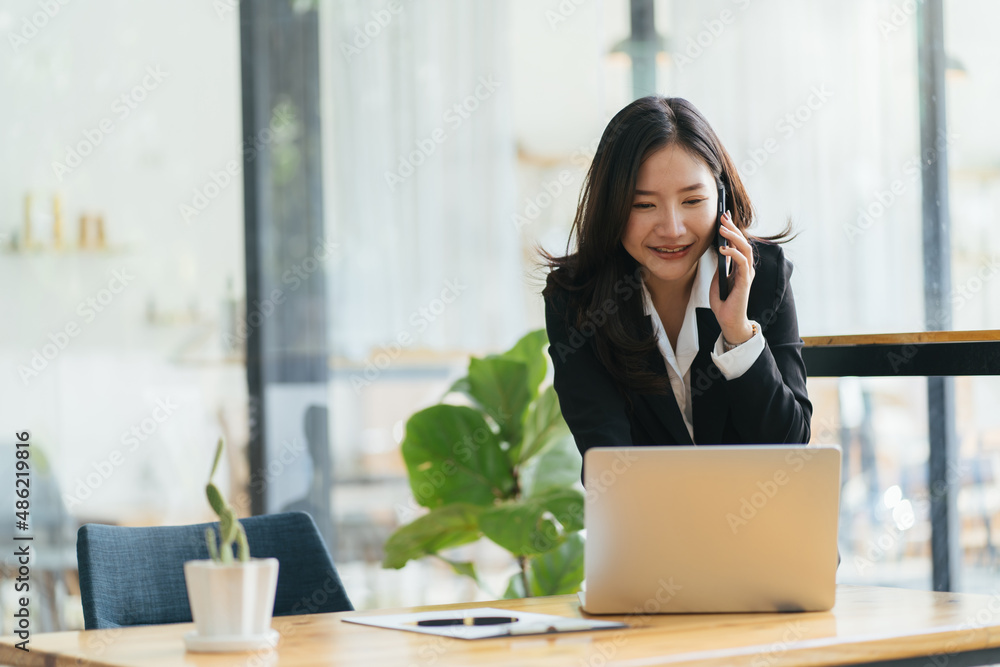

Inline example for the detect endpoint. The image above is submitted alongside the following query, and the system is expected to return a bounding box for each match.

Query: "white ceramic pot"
[183,558,279,638]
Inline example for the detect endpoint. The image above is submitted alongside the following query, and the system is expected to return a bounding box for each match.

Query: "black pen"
[416,616,518,627]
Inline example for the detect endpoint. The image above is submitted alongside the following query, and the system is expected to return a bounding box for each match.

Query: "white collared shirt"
[640,249,764,442]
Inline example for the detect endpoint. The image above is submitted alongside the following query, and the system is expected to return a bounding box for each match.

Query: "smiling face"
[622,143,720,299]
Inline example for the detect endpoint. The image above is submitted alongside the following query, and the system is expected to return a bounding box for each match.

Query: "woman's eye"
[684,198,708,205]
[633,202,654,209]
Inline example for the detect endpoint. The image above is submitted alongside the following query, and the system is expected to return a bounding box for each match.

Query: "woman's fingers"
[721,244,752,283]
[719,212,754,281]
[710,212,756,341]
[720,213,751,252]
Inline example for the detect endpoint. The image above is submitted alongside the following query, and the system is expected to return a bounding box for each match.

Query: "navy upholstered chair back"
[77,511,352,629]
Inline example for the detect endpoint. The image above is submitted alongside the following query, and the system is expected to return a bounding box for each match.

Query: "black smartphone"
[715,183,730,301]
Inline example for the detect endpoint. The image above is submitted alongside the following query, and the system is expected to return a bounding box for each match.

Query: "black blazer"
[545,242,812,458]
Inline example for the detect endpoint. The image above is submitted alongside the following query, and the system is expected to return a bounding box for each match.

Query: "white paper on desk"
[342,606,627,640]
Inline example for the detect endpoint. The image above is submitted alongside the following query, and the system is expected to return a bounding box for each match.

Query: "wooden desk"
[4,586,1000,667]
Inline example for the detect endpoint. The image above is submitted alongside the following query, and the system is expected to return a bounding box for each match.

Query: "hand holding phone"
[715,183,730,301]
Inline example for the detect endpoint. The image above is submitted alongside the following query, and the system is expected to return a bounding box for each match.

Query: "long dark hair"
[542,96,789,394]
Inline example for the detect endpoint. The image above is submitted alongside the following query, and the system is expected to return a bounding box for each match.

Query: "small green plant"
[382,330,584,597]
[204,438,250,564]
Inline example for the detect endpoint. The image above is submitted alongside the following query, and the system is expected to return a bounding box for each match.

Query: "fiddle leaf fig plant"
[382,330,585,597]
[204,437,250,564]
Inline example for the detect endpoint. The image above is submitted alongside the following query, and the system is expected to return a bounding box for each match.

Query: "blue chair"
[77,511,353,629]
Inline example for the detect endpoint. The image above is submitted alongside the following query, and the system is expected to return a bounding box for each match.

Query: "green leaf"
[205,527,219,562]
[236,524,250,563]
[496,329,548,399]
[440,558,479,583]
[515,385,570,464]
[402,405,515,507]
[537,487,585,532]
[219,508,239,548]
[521,434,583,498]
[206,483,227,518]
[209,437,225,482]
[503,573,526,599]
[480,502,561,557]
[528,533,585,596]
[445,376,471,398]
[479,488,585,556]
[382,504,484,569]
[466,358,531,446]
[500,533,584,598]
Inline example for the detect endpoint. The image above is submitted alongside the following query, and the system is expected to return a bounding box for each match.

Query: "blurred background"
[1,0,998,631]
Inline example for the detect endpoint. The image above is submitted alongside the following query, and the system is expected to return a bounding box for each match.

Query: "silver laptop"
[581,445,841,614]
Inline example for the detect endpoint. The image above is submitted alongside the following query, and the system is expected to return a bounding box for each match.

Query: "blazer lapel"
[636,315,693,446]
[692,308,728,444]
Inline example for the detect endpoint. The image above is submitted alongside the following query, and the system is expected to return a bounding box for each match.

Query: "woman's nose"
[655,208,685,237]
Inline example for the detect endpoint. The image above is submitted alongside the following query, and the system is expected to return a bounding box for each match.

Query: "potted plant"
[382,330,586,597]
[183,438,279,651]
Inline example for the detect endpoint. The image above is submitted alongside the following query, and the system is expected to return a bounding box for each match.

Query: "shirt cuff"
[711,320,765,381]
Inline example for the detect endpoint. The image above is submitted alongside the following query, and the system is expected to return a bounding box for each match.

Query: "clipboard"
[342,606,627,640]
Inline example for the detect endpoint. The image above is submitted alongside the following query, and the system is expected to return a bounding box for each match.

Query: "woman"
[543,96,812,459]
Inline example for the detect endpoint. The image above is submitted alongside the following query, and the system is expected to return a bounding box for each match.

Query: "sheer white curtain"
[662,0,923,336]
[320,0,523,359]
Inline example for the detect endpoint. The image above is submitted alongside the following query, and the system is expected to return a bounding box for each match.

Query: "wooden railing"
[801,330,1000,377]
